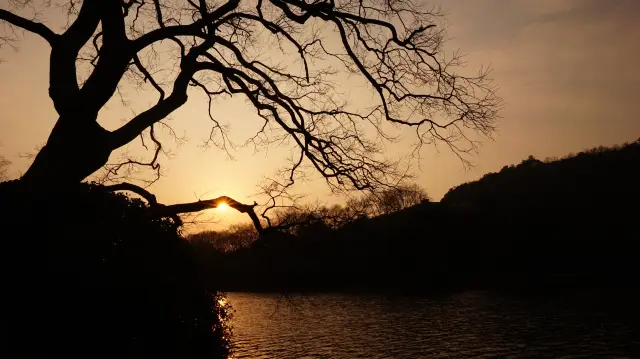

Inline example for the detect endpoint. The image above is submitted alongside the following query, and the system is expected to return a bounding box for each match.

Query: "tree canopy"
[1,0,499,198]
[0,155,10,180]
[0,2,500,356]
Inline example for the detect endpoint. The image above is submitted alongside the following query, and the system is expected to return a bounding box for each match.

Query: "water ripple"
[227,291,640,358]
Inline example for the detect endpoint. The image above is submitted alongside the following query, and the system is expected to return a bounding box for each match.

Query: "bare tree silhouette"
[367,183,429,215]
[0,155,10,181]
[1,0,500,209]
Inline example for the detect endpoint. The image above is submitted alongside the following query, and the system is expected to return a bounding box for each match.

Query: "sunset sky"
[1,0,639,229]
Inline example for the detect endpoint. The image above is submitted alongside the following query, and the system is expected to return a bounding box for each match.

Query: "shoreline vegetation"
[1,139,637,357]
[189,139,640,294]
[0,181,233,357]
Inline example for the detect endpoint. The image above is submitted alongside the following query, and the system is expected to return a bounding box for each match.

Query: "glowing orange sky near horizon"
[1,0,639,230]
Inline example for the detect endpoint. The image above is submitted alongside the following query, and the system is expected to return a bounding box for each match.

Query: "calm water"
[227,291,640,358]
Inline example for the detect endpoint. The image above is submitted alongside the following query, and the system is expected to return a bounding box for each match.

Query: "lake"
[227,290,640,358]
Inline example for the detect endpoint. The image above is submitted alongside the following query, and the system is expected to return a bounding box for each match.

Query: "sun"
[217,202,230,211]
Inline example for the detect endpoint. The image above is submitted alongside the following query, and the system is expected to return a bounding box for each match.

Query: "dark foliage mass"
[0,181,231,358]
[190,140,640,293]
[442,139,640,214]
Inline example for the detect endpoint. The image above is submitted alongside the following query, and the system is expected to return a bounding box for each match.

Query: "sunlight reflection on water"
[227,291,640,358]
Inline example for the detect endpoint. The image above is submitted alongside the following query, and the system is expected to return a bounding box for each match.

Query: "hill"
[194,140,640,293]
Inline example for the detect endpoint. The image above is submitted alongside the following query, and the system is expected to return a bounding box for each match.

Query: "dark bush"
[0,180,232,358]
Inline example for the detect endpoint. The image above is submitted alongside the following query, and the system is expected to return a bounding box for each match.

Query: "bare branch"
[49,0,101,114]
[107,182,264,234]
[131,0,242,51]
[106,181,158,204]
[0,8,57,44]
[0,155,11,181]
[11,0,501,206]
[109,73,191,149]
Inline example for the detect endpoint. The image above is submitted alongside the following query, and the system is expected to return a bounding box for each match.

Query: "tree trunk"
[22,115,112,189]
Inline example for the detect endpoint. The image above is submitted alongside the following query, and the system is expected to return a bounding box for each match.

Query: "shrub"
[0,180,232,358]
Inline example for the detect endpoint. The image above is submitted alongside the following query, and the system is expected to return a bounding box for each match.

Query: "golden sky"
[1,0,639,229]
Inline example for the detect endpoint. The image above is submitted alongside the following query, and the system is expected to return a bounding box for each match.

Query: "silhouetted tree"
[338,183,430,217]
[1,1,500,357]
[1,0,499,198]
[196,141,640,294]
[189,223,259,253]
[369,183,430,215]
[0,155,9,180]
[345,195,373,219]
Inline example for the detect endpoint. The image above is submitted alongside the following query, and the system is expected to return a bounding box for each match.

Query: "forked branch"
[0,9,57,44]
[106,182,264,234]
[3,0,501,206]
